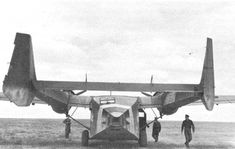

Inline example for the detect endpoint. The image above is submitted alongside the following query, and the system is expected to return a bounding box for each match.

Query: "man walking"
[152,117,161,142]
[181,114,195,147]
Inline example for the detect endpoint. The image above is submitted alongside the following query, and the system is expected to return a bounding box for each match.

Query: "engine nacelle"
[160,106,178,115]
[51,104,69,114]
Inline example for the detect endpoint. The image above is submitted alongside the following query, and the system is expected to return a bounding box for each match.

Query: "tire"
[139,129,147,147]
[81,130,89,146]
[65,127,70,138]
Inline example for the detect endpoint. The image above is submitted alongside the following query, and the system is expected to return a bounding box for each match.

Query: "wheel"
[139,129,147,147]
[81,130,89,146]
[65,127,70,138]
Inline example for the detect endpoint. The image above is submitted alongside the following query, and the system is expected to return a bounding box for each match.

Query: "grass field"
[0,119,234,149]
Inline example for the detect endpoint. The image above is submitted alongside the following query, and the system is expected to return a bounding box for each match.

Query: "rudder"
[200,38,215,111]
[2,33,36,106]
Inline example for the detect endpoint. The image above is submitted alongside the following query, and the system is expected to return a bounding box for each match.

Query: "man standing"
[152,117,161,142]
[63,117,71,138]
[181,114,195,147]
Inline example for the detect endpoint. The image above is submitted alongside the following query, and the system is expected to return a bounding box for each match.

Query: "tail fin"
[200,38,215,111]
[2,33,36,106]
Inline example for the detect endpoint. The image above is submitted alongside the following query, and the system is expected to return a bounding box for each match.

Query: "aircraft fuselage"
[89,96,143,140]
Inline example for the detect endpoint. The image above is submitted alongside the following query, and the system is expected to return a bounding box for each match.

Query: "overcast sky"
[0,0,234,122]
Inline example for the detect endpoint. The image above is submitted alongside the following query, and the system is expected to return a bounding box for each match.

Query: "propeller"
[141,75,164,97]
[141,92,152,97]
[70,90,87,96]
[141,91,163,97]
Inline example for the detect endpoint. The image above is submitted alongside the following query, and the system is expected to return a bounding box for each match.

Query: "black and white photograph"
[0,0,234,148]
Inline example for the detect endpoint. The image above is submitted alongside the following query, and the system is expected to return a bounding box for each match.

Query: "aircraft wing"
[2,33,230,115]
[0,92,91,107]
[33,81,200,92]
[189,95,235,105]
[0,92,45,104]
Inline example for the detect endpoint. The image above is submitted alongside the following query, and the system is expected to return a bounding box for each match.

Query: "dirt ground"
[0,119,234,149]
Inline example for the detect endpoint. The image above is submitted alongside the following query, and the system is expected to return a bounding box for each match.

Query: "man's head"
[154,117,158,121]
[185,114,189,120]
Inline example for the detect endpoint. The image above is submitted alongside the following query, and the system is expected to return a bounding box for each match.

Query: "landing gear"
[64,113,90,146]
[63,117,71,139]
[139,129,147,147]
[138,109,147,147]
[81,130,89,146]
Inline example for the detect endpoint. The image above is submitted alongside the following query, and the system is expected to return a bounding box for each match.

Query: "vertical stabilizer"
[200,38,215,111]
[2,33,36,106]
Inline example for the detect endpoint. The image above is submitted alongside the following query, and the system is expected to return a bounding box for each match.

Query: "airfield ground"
[0,119,234,149]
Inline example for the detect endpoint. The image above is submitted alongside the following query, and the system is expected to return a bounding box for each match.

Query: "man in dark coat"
[152,117,161,142]
[181,114,195,147]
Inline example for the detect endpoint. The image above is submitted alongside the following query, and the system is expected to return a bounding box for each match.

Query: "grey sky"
[0,0,234,121]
